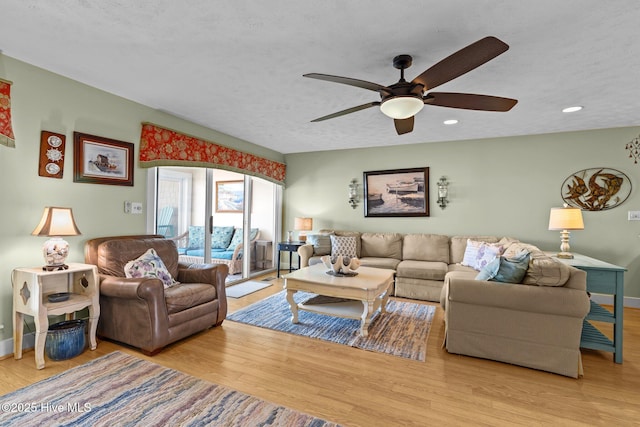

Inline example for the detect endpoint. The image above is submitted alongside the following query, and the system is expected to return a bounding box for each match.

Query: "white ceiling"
[2,1,640,154]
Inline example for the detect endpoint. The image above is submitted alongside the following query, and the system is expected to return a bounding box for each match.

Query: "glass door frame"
[147,168,281,283]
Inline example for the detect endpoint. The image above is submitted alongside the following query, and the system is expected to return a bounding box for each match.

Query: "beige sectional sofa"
[298,230,591,377]
[299,230,507,301]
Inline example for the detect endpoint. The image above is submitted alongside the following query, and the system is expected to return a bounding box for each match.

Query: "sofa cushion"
[402,234,450,263]
[450,235,499,264]
[360,257,401,270]
[522,253,572,287]
[476,250,530,283]
[307,233,332,256]
[124,248,179,288]
[397,260,448,281]
[164,283,217,314]
[330,235,357,257]
[461,240,503,271]
[360,233,403,259]
[211,226,235,249]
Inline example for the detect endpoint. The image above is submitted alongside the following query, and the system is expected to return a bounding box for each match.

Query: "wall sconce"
[348,179,359,209]
[437,176,449,209]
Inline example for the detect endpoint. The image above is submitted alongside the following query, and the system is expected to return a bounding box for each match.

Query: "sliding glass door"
[152,166,279,283]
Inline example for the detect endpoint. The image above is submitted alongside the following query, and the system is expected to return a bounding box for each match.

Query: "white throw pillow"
[461,239,503,271]
[124,248,179,288]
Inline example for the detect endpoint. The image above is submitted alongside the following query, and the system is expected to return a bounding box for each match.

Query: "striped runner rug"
[0,351,339,426]
[228,291,436,361]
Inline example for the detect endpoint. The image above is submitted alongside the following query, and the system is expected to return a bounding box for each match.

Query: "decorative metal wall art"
[561,168,631,211]
[625,134,640,164]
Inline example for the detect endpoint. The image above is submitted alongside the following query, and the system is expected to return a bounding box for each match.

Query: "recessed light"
[562,106,583,113]
[443,119,458,125]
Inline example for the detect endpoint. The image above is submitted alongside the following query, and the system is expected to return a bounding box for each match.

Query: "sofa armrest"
[99,275,164,299]
[444,271,590,318]
[99,275,170,327]
[298,244,314,268]
[177,263,228,325]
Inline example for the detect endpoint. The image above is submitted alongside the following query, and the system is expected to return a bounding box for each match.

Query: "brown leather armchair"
[84,235,228,355]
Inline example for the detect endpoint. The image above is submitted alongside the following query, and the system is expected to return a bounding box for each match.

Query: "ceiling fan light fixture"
[380,96,424,119]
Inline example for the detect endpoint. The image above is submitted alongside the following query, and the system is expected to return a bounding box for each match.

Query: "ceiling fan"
[304,36,517,135]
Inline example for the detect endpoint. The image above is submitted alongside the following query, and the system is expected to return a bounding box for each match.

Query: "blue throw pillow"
[306,234,332,256]
[476,250,530,283]
[226,228,259,250]
[211,226,235,249]
[187,226,205,250]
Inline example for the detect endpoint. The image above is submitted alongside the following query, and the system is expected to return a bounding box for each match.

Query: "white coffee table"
[282,263,394,337]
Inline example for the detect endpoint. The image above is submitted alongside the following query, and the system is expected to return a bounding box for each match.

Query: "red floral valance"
[139,123,286,185]
[0,78,15,148]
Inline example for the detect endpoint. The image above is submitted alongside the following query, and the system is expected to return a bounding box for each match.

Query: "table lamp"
[548,204,584,259]
[294,217,313,242]
[31,206,82,270]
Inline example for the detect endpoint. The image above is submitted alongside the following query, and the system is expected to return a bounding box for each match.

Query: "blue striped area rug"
[0,351,339,426]
[228,291,436,361]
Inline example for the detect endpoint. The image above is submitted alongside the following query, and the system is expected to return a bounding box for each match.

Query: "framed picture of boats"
[73,132,134,186]
[363,167,429,217]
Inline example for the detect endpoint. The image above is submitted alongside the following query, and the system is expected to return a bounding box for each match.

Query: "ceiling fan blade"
[425,92,517,111]
[310,102,381,122]
[304,73,390,92]
[412,36,509,91]
[394,116,414,135]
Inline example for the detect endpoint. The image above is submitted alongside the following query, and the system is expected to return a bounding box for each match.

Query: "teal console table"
[554,253,625,363]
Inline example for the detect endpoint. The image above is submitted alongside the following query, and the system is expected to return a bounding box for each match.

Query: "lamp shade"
[380,96,424,119]
[32,207,81,270]
[294,217,313,231]
[32,207,82,236]
[548,206,584,230]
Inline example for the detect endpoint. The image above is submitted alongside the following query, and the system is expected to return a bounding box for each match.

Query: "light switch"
[124,201,143,214]
[628,211,640,220]
[131,202,143,214]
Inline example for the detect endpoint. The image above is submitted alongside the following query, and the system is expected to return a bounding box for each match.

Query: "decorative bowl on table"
[321,255,360,276]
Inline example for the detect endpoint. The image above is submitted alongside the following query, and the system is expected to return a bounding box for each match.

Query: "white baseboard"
[0,332,34,359]
[591,293,640,309]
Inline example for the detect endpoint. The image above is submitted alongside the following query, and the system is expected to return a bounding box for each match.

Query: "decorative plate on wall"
[38,131,66,179]
[561,168,631,211]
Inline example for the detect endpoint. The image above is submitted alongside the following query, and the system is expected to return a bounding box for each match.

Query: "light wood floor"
[2,277,640,426]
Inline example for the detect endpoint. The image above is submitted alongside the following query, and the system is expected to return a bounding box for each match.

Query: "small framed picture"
[73,132,134,186]
[363,167,429,217]
[216,180,244,212]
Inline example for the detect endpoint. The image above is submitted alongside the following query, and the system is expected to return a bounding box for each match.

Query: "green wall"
[0,55,284,342]
[284,127,640,299]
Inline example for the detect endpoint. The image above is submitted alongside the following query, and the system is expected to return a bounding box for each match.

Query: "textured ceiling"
[1,1,640,154]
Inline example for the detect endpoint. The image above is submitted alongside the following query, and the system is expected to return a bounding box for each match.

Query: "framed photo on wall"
[363,167,429,217]
[73,132,134,186]
[216,180,244,212]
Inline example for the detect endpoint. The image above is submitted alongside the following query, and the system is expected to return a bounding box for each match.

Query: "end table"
[276,241,304,278]
[12,263,100,369]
